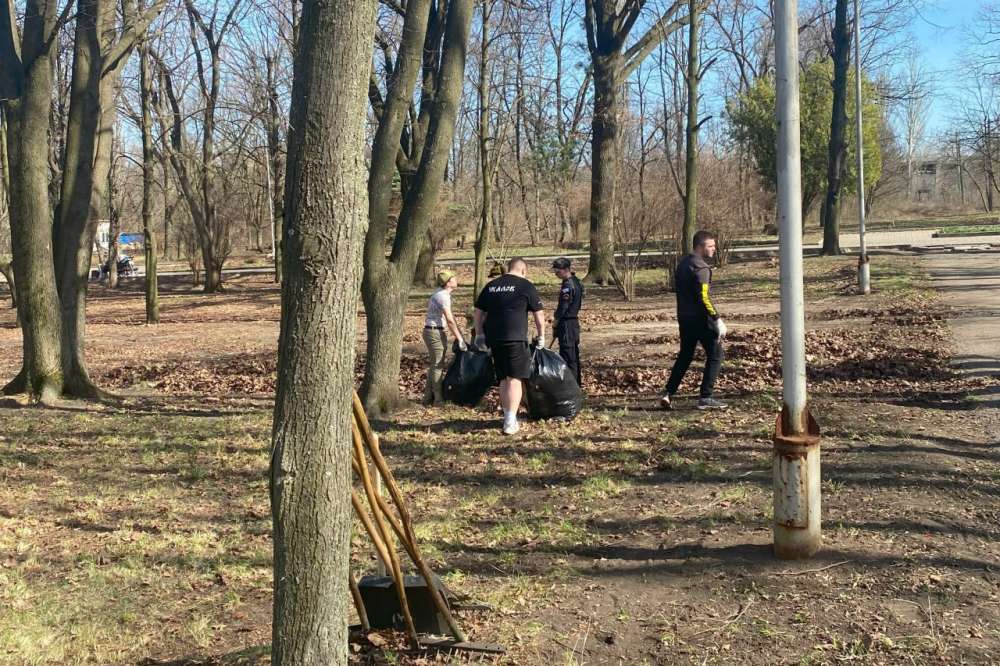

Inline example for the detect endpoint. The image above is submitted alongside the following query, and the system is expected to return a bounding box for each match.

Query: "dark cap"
[551,257,571,270]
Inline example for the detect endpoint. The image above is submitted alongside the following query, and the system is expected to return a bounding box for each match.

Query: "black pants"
[665,318,723,399]
[555,319,582,386]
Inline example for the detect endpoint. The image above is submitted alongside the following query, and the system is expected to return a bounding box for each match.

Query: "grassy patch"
[935,224,1000,236]
[0,405,272,665]
[580,473,631,500]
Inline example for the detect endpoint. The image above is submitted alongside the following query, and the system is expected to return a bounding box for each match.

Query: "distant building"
[911,158,962,203]
[94,222,143,252]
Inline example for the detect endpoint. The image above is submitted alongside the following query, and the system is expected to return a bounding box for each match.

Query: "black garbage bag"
[524,346,583,420]
[442,344,495,407]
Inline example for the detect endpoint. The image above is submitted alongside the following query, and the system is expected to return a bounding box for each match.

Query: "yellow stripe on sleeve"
[700,283,717,316]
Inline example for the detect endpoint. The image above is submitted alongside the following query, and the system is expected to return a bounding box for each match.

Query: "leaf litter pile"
[101,304,985,409]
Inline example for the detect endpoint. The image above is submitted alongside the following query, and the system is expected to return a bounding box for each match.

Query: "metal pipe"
[854,0,871,294]
[774,0,807,431]
[773,0,822,560]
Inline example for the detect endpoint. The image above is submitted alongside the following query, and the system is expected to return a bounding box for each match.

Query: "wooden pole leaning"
[351,392,468,643]
[349,572,370,632]
[352,423,419,647]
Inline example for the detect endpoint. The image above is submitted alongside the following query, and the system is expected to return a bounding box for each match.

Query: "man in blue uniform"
[551,257,583,386]
[661,230,728,410]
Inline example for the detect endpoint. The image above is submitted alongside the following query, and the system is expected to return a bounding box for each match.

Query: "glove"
[716,318,728,338]
[474,335,486,350]
[533,335,545,349]
[458,339,468,352]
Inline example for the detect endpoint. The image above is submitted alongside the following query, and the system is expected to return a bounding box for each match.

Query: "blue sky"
[910,1,985,134]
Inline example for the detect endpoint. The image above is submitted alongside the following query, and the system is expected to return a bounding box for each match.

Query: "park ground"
[0,248,998,665]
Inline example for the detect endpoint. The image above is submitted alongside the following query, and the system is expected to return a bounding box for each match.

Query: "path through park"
[927,252,1000,417]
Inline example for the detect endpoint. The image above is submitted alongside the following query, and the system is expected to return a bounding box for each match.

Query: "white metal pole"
[773,0,822,560]
[775,0,807,430]
[854,0,871,294]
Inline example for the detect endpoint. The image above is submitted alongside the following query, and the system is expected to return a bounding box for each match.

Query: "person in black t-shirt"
[473,257,545,435]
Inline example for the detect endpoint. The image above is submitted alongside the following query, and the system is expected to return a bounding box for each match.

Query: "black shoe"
[659,393,673,410]
[697,397,728,410]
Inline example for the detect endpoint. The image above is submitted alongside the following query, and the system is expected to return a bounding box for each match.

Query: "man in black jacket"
[661,230,728,410]
[551,257,583,386]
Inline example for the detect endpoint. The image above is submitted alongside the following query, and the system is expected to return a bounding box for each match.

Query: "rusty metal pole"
[773,0,822,560]
[854,0,871,295]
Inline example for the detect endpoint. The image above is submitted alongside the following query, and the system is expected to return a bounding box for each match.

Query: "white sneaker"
[502,418,520,435]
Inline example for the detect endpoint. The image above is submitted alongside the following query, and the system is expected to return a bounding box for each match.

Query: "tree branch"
[622,0,693,79]
[102,0,168,78]
[0,0,23,100]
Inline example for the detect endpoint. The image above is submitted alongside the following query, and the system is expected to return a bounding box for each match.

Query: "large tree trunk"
[360,0,474,415]
[203,258,223,293]
[59,78,118,397]
[820,0,850,256]
[51,0,160,397]
[587,56,621,285]
[53,0,103,398]
[3,0,64,401]
[681,0,699,254]
[270,0,374,658]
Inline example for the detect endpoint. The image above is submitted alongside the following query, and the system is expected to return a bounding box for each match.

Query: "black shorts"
[491,341,532,381]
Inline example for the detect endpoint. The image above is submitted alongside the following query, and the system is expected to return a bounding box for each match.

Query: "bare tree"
[818,0,850,256]
[897,53,931,198]
[2,0,73,401]
[360,0,475,415]
[158,0,246,293]
[138,13,158,324]
[583,0,695,284]
[270,0,376,660]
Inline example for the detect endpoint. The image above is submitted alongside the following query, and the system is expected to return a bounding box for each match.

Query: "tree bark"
[3,0,64,402]
[360,0,474,415]
[140,34,158,324]
[587,55,621,285]
[583,0,691,284]
[681,0,699,254]
[53,0,104,398]
[414,232,435,287]
[473,0,492,298]
[270,0,375,661]
[820,0,850,256]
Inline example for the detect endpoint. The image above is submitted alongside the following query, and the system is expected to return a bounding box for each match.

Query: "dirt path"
[925,252,1000,421]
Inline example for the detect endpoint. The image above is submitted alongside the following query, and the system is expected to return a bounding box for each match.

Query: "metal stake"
[773,0,822,560]
[854,0,870,294]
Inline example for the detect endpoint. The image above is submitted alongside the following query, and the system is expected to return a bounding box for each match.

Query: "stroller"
[100,255,136,280]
